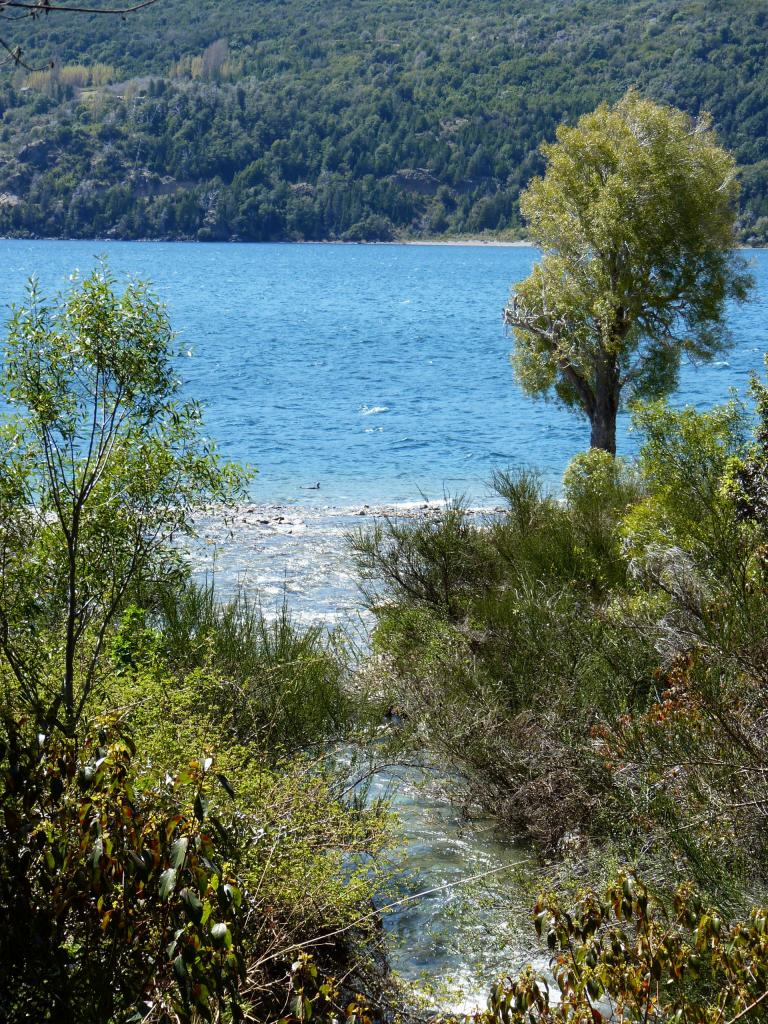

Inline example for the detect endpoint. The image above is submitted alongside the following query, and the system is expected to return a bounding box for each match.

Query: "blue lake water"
[2,239,766,505]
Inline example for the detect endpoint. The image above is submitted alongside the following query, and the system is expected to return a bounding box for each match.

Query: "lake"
[2,239,766,506]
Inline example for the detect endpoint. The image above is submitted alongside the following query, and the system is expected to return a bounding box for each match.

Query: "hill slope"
[1,0,768,242]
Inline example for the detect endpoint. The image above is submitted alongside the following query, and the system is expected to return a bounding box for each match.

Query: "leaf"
[165,814,182,841]
[180,887,204,924]
[127,850,147,875]
[216,773,236,799]
[159,867,177,901]
[90,836,104,869]
[173,953,187,981]
[221,883,242,909]
[207,814,229,844]
[194,792,208,823]
[201,900,212,926]
[170,836,189,869]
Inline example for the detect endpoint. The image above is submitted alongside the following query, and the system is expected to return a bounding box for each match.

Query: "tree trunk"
[590,407,617,454]
[589,355,619,455]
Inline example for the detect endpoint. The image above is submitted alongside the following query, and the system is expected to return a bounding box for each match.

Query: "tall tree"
[0,266,247,734]
[504,90,752,454]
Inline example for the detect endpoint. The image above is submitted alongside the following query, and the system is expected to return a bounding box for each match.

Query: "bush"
[478,871,768,1024]
[353,473,655,851]
[138,581,357,754]
[355,387,768,885]
[623,399,748,571]
[0,716,245,1024]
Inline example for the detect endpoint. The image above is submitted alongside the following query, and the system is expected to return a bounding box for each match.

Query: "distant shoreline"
[0,233,531,247]
[397,238,530,247]
[1,235,763,249]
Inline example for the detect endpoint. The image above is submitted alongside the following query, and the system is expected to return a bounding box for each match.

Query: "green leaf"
[170,836,189,869]
[216,773,236,799]
[159,867,177,900]
[180,887,204,924]
[194,792,208,823]
[201,900,212,926]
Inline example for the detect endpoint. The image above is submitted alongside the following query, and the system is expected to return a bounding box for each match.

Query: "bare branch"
[0,33,51,69]
[1,0,160,15]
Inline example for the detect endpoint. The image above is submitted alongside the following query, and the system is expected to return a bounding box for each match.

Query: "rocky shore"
[185,501,502,625]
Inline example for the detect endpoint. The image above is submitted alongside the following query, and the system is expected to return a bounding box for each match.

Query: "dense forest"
[1,0,768,242]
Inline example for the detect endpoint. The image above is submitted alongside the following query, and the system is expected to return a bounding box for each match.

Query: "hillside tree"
[0,0,159,70]
[504,90,752,454]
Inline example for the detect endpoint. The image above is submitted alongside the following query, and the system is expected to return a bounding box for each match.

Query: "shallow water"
[362,762,535,1012]
[187,503,533,1011]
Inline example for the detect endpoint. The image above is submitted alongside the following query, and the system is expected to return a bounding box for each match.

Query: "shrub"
[140,581,356,754]
[479,871,768,1024]
[0,715,245,1024]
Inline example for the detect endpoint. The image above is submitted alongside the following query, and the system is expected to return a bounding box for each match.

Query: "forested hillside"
[1,0,768,242]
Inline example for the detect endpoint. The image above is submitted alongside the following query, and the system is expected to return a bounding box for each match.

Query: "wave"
[359,404,390,415]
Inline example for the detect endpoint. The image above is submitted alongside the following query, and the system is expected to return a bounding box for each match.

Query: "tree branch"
[1,0,160,15]
[504,303,597,416]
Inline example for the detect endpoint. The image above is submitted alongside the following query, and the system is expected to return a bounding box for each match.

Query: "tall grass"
[151,580,356,754]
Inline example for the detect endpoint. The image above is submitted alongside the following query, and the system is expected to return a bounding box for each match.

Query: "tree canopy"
[0,266,248,734]
[504,90,752,453]
[0,0,160,72]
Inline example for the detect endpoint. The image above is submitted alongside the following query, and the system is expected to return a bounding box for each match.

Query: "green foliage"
[107,662,394,989]
[353,474,655,850]
[143,581,356,754]
[101,599,394,958]
[0,688,394,1022]
[352,501,498,621]
[3,2,768,240]
[0,267,248,734]
[0,715,245,1024]
[724,356,768,532]
[357,370,768,891]
[505,91,751,452]
[478,871,768,1024]
[624,399,748,569]
[562,449,642,579]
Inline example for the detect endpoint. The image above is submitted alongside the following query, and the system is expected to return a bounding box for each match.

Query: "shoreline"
[185,500,504,623]
[1,234,763,250]
[0,233,531,247]
[195,498,505,525]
